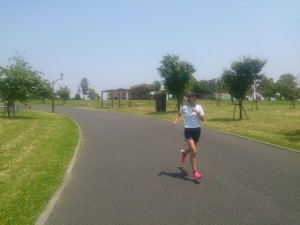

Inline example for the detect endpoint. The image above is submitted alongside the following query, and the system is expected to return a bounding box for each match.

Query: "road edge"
[35,117,82,225]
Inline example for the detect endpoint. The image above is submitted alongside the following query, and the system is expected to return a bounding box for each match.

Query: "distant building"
[102,83,153,101]
[207,78,218,86]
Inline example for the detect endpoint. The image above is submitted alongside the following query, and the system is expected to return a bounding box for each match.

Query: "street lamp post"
[52,73,64,113]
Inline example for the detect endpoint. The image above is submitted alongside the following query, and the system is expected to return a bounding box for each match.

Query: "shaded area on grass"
[206,118,236,123]
[2,115,38,120]
[280,130,300,143]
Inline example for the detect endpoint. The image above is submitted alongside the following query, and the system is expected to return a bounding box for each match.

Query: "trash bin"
[155,94,166,112]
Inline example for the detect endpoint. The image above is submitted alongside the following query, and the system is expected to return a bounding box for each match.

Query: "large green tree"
[158,54,196,111]
[222,56,267,119]
[0,53,45,117]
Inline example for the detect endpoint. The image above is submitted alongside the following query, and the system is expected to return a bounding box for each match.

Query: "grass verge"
[0,111,79,225]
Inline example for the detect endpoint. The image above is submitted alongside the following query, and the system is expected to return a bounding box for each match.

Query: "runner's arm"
[196,106,205,122]
[197,113,204,122]
[172,113,181,126]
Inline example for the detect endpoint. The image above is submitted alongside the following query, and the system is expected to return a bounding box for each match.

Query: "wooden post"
[242,105,249,119]
[118,92,121,107]
[233,103,237,120]
[233,103,249,120]
[129,89,131,107]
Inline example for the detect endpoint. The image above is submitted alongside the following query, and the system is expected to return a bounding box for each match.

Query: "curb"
[35,117,82,225]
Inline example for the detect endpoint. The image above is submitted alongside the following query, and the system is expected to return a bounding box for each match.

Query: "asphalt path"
[36,106,300,225]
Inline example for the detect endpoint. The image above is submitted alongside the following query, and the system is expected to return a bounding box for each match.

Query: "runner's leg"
[187,140,197,172]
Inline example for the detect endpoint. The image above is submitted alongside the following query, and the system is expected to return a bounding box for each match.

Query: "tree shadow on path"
[158,167,200,184]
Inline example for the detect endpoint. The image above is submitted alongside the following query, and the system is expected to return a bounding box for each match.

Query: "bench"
[16,105,31,110]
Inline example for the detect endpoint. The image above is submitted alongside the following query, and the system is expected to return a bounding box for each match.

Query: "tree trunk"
[176,96,183,112]
[7,101,15,118]
[216,94,221,107]
[290,100,296,109]
[12,102,15,117]
[7,102,11,118]
[255,92,260,110]
[291,91,296,109]
[239,100,243,120]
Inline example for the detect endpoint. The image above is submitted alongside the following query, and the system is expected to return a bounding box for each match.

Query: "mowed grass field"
[0,111,79,225]
[90,99,299,152]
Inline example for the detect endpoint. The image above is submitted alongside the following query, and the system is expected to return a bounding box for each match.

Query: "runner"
[172,92,205,179]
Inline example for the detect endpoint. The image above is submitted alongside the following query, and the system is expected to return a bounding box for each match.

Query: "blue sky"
[1,0,299,96]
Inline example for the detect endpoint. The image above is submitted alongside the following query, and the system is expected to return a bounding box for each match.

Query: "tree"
[75,86,82,100]
[39,80,52,103]
[222,56,267,119]
[191,80,212,99]
[56,86,70,104]
[152,80,161,93]
[212,78,227,106]
[257,75,275,100]
[0,52,45,118]
[87,88,100,100]
[158,54,196,111]
[75,93,81,100]
[80,78,89,100]
[248,74,263,110]
[275,73,299,108]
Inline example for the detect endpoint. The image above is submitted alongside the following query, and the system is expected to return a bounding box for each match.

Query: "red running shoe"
[193,171,202,179]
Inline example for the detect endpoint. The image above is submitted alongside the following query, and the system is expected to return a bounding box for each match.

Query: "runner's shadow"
[158,167,200,184]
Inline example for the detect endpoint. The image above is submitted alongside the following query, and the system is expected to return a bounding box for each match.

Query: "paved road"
[37,106,300,225]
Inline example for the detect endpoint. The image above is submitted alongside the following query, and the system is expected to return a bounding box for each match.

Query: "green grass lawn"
[91,99,300,152]
[204,100,300,151]
[0,111,79,225]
